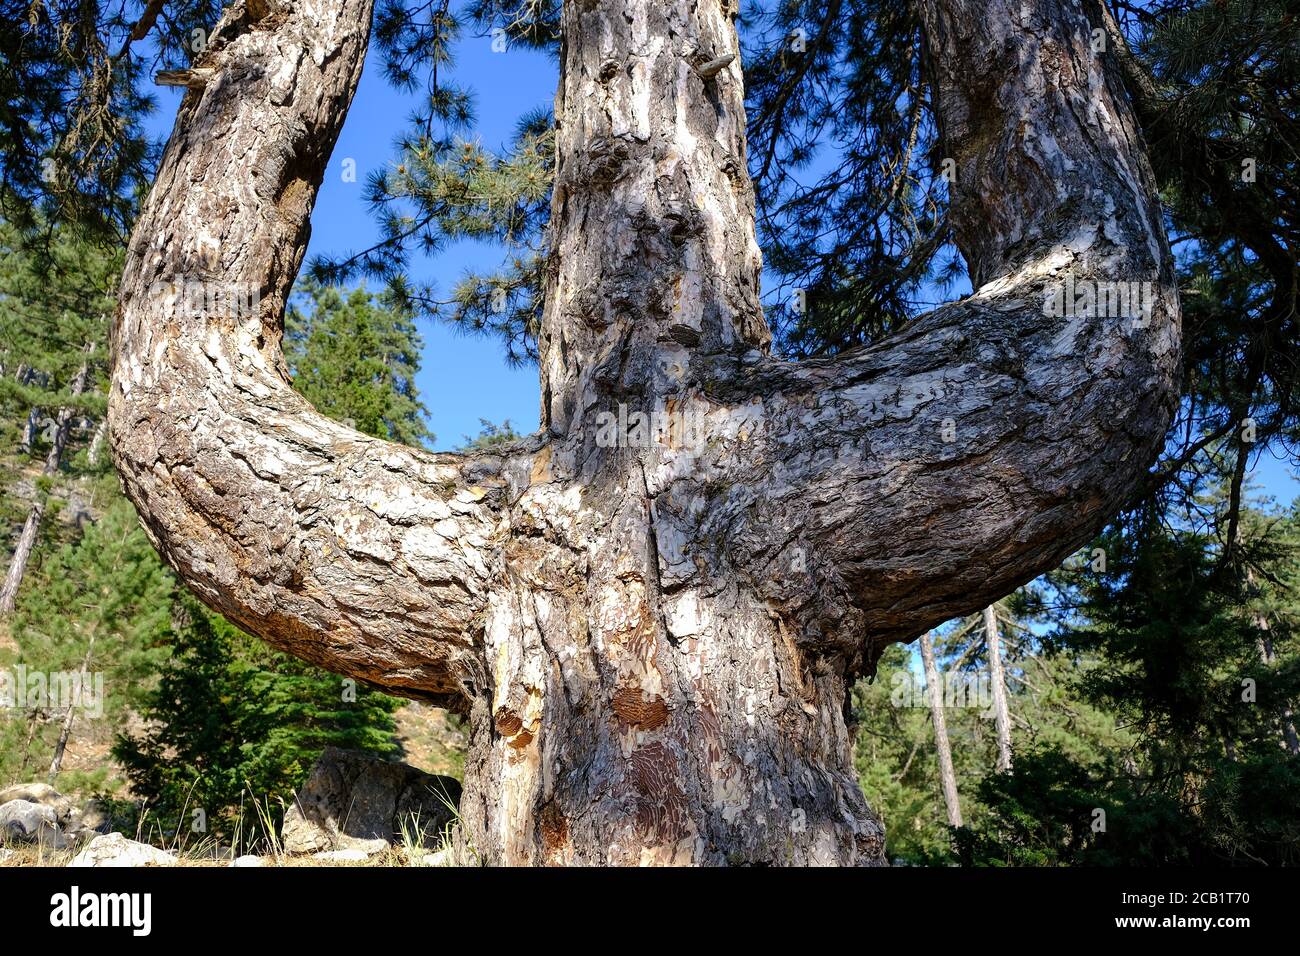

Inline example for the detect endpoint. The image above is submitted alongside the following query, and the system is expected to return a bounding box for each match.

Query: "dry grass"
[0,840,452,867]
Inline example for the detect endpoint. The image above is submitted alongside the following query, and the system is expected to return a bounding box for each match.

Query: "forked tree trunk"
[983,605,1013,773]
[110,0,1179,865]
[920,631,963,828]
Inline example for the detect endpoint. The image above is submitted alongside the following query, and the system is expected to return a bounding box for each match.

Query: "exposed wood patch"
[611,687,670,730]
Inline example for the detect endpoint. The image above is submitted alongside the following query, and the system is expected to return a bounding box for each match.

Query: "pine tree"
[0,221,118,612]
[854,591,1135,864]
[308,108,554,367]
[960,493,1300,866]
[0,0,222,237]
[852,644,957,864]
[919,630,963,829]
[4,497,173,786]
[457,418,522,452]
[112,599,398,850]
[285,280,434,447]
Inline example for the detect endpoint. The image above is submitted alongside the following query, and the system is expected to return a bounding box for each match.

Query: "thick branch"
[618,0,1180,665]
[109,0,518,703]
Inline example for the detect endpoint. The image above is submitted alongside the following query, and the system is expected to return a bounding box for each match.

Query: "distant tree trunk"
[110,0,1178,864]
[48,634,96,780]
[983,604,1014,772]
[87,420,107,467]
[1242,566,1299,756]
[18,710,46,776]
[1255,618,1300,756]
[0,360,89,614]
[920,631,963,828]
[15,364,39,454]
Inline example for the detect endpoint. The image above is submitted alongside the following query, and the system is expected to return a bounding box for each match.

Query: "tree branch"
[662,0,1180,664]
[109,0,524,705]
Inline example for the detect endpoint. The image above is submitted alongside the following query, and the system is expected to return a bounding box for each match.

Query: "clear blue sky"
[148,32,553,450]
[142,28,1299,505]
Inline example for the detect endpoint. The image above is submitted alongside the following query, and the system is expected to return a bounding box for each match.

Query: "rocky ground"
[0,748,468,868]
[0,841,454,867]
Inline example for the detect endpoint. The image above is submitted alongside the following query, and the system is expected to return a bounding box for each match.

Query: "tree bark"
[1,360,90,614]
[111,0,1178,865]
[983,605,1013,772]
[920,631,963,828]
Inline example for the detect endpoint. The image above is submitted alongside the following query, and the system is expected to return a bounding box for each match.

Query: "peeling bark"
[112,0,1179,865]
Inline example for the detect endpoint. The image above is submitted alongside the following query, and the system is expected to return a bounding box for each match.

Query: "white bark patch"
[665,590,706,640]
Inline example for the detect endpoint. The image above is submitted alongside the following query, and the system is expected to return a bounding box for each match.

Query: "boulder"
[68,833,176,868]
[0,799,67,848]
[0,783,110,838]
[71,798,112,835]
[281,747,461,855]
[0,783,64,806]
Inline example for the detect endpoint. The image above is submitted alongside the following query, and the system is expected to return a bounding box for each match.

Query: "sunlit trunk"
[111,0,1178,865]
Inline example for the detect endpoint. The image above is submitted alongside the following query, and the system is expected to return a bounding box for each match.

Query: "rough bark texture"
[111,0,1179,865]
[983,605,1013,773]
[110,0,498,706]
[920,631,962,828]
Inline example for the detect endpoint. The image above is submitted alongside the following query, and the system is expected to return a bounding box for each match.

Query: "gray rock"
[311,848,370,863]
[68,798,112,835]
[229,855,265,867]
[410,848,452,867]
[1,784,74,826]
[281,747,461,855]
[0,783,110,838]
[0,799,67,848]
[0,848,14,865]
[68,833,176,868]
[0,783,64,806]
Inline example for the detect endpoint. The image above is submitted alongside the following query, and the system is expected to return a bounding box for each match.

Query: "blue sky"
[148,33,554,449]
[143,27,1300,504]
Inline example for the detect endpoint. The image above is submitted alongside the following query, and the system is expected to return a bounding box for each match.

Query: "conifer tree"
[6,497,173,784]
[113,598,398,849]
[961,493,1300,865]
[457,418,522,452]
[0,222,117,612]
[285,280,434,448]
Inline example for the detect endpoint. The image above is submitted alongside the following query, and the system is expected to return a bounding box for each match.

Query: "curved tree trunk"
[111,0,1178,865]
